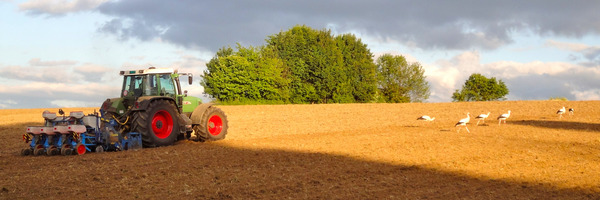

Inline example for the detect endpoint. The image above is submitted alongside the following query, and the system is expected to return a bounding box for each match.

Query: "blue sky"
[1,0,599,108]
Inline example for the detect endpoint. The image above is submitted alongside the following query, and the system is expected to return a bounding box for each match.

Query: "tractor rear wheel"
[132,100,180,147]
[193,106,228,142]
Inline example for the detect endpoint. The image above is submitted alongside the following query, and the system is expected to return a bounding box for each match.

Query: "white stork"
[557,106,566,119]
[475,112,490,125]
[568,108,574,116]
[455,112,470,133]
[417,115,435,121]
[497,110,511,125]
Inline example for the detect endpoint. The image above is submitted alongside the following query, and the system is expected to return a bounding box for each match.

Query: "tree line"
[201,25,431,104]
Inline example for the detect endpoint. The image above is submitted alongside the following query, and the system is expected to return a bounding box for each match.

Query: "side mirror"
[188,74,193,85]
[184,90,188,97]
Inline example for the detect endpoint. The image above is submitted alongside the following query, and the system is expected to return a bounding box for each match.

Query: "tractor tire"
[193,106,228,142]
[21,148,32,156]
[46,146,59,156]
[75,143,86,155]
[33,146,45,156]
[61,144,72,156]
[131,100,180,147]
[95,145,104,153]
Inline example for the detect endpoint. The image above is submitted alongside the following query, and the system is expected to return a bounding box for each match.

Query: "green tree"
[375,54,431,103]
[266,25,348,103]
[335,33,377,103]
[200,44,288,103]
[202,25,428,105]
[452,73,509,101]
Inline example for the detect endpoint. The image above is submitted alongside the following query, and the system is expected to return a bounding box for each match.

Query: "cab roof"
[120,67,176,76]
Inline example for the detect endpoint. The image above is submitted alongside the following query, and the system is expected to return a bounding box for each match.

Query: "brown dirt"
[0,101,599,199]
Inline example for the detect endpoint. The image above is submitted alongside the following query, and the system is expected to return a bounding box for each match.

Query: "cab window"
[159,74,176,96]
[123,75,145,97]
[144,74,158,96]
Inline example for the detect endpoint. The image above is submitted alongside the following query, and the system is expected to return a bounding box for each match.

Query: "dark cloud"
[19,0,108,16]
[503,66,600,101]
[506,74,575,100]
[96,0,600,51]
[581,48,600,66]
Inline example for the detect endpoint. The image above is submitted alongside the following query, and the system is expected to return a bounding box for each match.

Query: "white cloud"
[546,40,600,65]
[546,40,589,52]
[373,51,419,63]
[29,58,77,66]
[422,51,483,102]
[424,66,461,102]
[0,63,122,84]
[50,99,99,107]
[571,89,600,100]
[486,61,577,79]
[0,65,74,83]
[0,82,117,97]
[73,64,115,82]
[19,0,109,15]
[0,81,120,108]
[0,100,18,109]
[74,64,112,74]
[169,52,208,77]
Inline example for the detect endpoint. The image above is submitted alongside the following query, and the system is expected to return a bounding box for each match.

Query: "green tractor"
[100,67,227,147]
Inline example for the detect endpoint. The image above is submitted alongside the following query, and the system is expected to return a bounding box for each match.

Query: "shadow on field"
[512,120,600,133]
[1,129,598,200]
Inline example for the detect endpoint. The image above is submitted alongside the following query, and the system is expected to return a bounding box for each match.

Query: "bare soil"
[1,101,599,199]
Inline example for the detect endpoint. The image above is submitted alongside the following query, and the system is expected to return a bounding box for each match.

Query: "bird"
[568,108,574,116]
[417,115,435,121]
[497,110,511,125]
[557,106,566,119]
[455,112,470,133]
[475,112,490,125]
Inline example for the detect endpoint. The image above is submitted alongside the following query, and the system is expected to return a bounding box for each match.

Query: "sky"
[1,0,600,109]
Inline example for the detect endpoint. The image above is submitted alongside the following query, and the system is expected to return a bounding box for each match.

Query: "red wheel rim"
[207,115,223,136]
[77,144,86,155]
[152,110,173,139]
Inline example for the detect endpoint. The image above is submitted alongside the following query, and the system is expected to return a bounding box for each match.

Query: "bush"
[549,97,568,101]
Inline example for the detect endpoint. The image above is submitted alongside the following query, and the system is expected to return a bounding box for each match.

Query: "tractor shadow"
[1,133,598,199]
[512,120,600,133]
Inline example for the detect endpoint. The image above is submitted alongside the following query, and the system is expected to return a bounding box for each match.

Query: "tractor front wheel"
[193,106,228,142]
[132,100,180,147]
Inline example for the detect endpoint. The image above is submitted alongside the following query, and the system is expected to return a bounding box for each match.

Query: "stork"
[455,112,470,133]
[557,106,566,119]
[568,108,574,116]
[497,110,511,125]
[417,115,435,121]
[475,112,490,125]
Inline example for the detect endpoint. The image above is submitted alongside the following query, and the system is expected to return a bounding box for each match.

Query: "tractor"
[21,67,228,156]
[100,67,228,147]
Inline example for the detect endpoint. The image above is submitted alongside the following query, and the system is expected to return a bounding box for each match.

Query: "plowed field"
[1,101,599,199]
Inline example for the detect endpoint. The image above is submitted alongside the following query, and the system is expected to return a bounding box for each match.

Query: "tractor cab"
[120,68,181,98]
[116,67,196,114]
